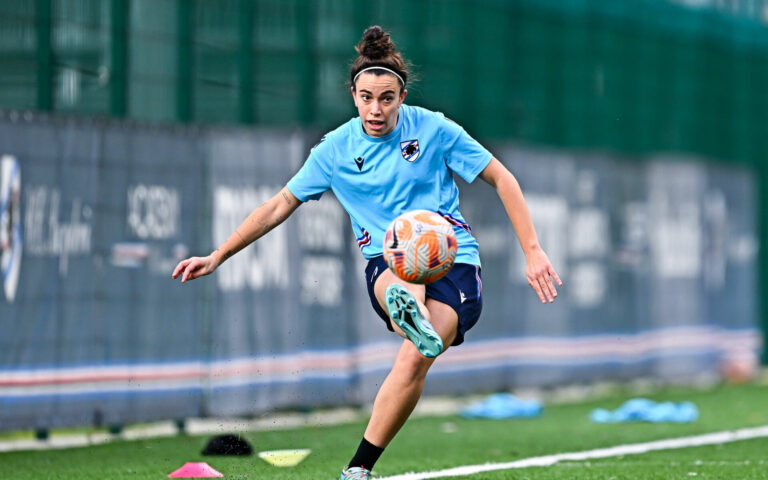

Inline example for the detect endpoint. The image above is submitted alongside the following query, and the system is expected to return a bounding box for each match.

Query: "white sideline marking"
[378,425,768,480]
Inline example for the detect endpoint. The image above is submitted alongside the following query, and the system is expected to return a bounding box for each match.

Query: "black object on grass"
[201,434,253,456]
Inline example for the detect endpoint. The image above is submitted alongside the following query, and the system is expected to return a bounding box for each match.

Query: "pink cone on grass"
[167,462,224,478]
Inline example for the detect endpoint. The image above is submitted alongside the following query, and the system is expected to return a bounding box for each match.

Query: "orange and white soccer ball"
[382,210,458,284]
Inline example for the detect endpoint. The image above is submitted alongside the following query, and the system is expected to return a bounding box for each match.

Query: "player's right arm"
[171,186,302,283]
[173,128,334,283]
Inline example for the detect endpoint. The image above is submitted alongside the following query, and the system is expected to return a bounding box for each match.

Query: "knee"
[394,349,433,382]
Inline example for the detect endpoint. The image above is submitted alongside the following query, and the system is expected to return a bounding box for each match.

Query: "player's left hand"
[525,246,562,304]
[172,254,219,283]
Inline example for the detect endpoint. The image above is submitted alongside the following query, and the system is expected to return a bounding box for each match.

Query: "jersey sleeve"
[438,113,493,183]
[286,135,334,202]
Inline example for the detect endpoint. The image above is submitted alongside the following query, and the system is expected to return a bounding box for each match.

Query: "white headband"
[353,66,405,87]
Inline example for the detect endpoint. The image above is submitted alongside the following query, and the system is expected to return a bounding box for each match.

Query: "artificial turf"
[1,383,766,479]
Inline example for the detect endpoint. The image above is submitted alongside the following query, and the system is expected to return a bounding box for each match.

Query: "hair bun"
[356,25,396,60]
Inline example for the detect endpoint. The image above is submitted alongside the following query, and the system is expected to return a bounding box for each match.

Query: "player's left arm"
[478,157,562,303]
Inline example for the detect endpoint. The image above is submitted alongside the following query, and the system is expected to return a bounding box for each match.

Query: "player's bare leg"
[364,272,459,447]
[374,269,444,357]
[372,269,428,337]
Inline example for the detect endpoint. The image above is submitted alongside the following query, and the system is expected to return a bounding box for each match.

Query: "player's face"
[351,73,407,137]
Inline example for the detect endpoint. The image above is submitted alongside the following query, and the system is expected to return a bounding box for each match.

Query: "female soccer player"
[173,26,562,480]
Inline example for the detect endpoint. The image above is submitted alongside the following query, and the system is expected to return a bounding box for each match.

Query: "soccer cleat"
[385,284,443,358]
[340,466,371,480]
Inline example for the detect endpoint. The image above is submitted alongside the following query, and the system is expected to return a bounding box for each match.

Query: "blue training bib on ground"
[287,104,492,266]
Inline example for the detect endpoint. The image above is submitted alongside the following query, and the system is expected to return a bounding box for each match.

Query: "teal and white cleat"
[385,283,443,358]
[340,466,371,480]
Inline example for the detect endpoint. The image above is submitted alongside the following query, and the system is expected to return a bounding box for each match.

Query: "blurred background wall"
[0,0,765,430]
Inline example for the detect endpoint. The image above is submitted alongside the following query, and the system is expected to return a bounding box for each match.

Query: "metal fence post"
[177,0,195,123]
[297,0,315,126]
[110,0,129,117]
[238,0,255,124]
[35,0,53,111]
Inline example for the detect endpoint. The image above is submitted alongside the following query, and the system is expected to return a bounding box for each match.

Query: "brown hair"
[350,26,409,91]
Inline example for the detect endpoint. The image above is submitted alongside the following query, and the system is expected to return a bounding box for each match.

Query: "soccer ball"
[382,210,458,284]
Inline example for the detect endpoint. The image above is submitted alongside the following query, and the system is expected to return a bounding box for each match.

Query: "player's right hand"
[172,255,219,283]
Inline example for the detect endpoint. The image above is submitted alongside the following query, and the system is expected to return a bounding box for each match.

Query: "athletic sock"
[348,437,385,470]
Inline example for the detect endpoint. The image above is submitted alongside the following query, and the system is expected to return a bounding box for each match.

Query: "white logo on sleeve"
[459,290,467,304]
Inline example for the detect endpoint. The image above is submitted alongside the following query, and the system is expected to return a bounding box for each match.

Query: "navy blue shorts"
[364,256,483,346]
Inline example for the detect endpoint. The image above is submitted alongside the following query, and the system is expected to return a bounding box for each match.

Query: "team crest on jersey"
[400,139,420,162]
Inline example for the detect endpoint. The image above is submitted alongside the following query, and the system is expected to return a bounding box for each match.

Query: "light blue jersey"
[287,104,493,266]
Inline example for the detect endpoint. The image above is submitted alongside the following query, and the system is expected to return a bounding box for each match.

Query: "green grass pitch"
[1,383,766,479]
